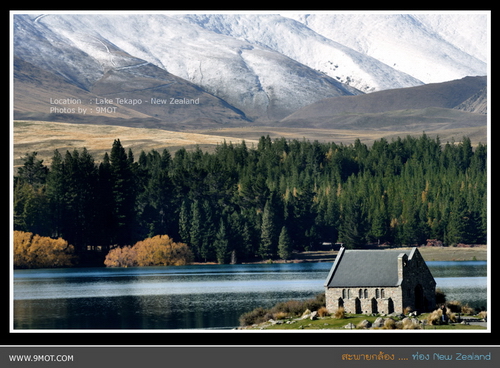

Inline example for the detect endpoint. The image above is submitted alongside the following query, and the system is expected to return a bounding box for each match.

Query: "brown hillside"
[13,57,250,130]
[280,76,487,128]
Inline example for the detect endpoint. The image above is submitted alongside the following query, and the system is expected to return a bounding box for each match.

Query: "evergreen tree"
[17,151,49,187]
[214,218,230,264]
[259,199,277,259]
[95,152,115,247]
[13,133,487,266]
[339,197,368,249]
[201,199,216,262]
[189,199,203,261]
[178,200,191,244]
[110,139,137,245]
[45,149,65,238]
[278,226,292,260]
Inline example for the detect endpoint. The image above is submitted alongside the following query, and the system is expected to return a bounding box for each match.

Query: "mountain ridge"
[13,12,488,131]
[13,13,363,123]
[279,76,487,130]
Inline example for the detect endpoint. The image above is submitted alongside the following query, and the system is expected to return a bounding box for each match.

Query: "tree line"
[13,134,487,265]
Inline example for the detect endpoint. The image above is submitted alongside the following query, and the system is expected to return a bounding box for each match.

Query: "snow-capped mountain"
[13,12,488,125]
[172,13,422,92]
[283,12,488,85]
[13,13,360,122]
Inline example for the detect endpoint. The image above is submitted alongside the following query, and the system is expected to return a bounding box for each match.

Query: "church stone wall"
[325,249,436,316]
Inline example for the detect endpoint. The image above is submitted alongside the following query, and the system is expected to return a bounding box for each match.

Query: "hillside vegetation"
[14,134,486,266]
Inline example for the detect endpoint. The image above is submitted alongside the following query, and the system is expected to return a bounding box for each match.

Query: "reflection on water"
[13,261,487,330]
[427,261,487,278]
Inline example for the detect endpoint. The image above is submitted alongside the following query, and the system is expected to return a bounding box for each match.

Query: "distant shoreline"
[192,245,488,266]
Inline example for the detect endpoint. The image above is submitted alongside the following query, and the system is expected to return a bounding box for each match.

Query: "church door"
[415,284,424,312]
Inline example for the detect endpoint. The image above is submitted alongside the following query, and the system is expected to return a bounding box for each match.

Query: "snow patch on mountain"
[15,13,363,121]
[283,12,488,85]
[13,12,488,123]
[173,13,423,92]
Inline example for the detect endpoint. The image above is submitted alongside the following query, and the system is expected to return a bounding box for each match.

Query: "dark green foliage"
[278,226,292,260]
[13,134,487,265]
[17,151,49,187]
[110,139,137,245]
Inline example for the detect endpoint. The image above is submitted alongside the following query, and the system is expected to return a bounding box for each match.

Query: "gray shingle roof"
[325,248,413,288]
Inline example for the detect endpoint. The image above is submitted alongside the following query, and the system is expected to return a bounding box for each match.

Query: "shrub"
[13,231,75,268]
[461,304,475,315]
[303,293,326,312]
[134,235,193,266]
[334,307,346,319]
[239,307,269,326]
[104,235,193,267]
[446,300,462,313]
[239,293,327,326]
[273,312,290,320]
[448,311,457,323]
[427,309,442,325]
[317,306,329,317]
[427,308,456,325]
[272,300,305,316]
[103,246,137,267]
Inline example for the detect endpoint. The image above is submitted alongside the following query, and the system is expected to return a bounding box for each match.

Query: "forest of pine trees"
[13,134,487,265]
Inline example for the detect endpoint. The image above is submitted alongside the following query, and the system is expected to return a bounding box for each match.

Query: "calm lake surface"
[13,261,487,330]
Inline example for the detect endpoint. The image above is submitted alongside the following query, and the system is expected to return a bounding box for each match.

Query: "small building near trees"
[324,247,436,315]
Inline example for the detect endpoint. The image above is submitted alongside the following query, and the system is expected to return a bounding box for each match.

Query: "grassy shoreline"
[236,245,488,265]
[241,313,487,330]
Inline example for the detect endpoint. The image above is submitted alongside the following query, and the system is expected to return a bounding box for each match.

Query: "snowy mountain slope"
[14,13,361,122]
[172,14,422,92]
[13,14,104,90]
[284,12,488,85]
[13,50,251,128]
[13,12,488,126]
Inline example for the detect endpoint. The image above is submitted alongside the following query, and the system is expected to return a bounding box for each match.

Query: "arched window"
[342,289,346,299]
[375,289,380,299]
[364,289,368,299]
[359,289,363,299]
[381,289,385,298]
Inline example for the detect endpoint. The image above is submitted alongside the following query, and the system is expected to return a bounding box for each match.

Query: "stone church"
[324,247,436,315]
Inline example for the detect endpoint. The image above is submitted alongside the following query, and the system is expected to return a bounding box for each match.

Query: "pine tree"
[259,199,277,259]
[110,139,137,245]
[95,152,115,248]
[189,199,203,261]
[201,199,216,262]
[17,151,49,187]
[214,218,230,264]
[277,226,292,260]
[178,200,191,244]
[45,149,65,238]
[339,197,368,249]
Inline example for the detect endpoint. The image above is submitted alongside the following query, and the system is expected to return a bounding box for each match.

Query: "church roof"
[324,248,414,288]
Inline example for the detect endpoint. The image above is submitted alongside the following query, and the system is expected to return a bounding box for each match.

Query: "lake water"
[13,261,487,330]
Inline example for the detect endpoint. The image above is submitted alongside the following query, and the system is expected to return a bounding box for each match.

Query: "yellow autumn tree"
[104,235,193,267]
[13,231,75,268]
[103,246,137,268]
